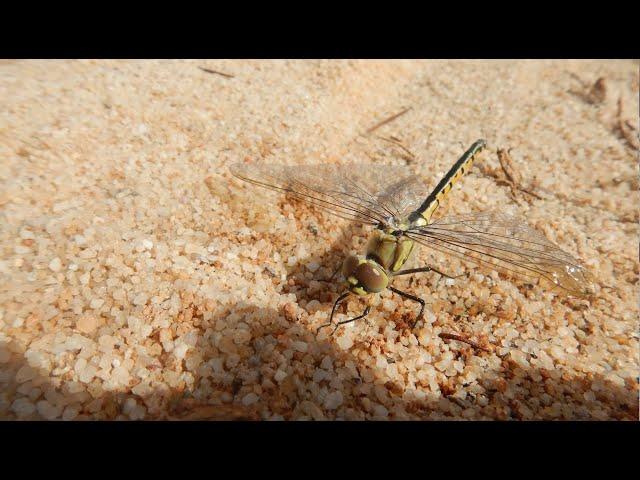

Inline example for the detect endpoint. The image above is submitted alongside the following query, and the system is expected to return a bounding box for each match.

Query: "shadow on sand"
[1,220,636,421]
[1,303,636,420]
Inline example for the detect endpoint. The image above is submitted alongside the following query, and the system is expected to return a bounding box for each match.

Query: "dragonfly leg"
[393,266,463,280]
[331,306,371,335]
[389,286,425,330]
[316,292,349,334]
[327,262,342,282]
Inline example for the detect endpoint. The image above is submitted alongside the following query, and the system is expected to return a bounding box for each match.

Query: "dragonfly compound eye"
[354,261,388,294]
[342,254,361,278]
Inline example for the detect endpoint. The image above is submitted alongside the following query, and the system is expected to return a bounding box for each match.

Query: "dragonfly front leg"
[326,262,342,282]
[316,292,348,334]
[389,286,425,330]
[331,306,371,335]
[317,292,371,336]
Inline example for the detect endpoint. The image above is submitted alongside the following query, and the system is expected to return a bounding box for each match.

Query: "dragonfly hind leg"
[393,266,464,280]
[389,286,425,330]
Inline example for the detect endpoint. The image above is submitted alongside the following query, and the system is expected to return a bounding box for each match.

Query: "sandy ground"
[0,59,638,420]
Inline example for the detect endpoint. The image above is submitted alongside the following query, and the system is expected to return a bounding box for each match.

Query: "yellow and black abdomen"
[409,139,486,225]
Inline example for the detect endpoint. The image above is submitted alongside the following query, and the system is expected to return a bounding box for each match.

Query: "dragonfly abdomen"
[409,139,486,225]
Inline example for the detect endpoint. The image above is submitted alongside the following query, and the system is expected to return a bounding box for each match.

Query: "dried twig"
[366,107,412,134]
[376,135,416,161]
[502,149,543,200]
[588,77,607,104]
[483,148,544,203]
[497,147,521,185]
[263,266,277,278]
[567,71,588,88]
[199,66,235,78]
[567,75,607,105]
[439,332,491,353]
[615,97,639,150]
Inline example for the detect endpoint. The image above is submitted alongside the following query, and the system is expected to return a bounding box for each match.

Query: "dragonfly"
[230,139,595,334]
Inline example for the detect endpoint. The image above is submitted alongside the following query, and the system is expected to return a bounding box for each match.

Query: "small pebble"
[292,341,308,353]
[336,335,353,350]
[242,392,259,406]
[15,365,37,383]
[62,405,80,421]
[0,347,10,363]
[133,293,148,306]
[12,398,36,417]
[48,258,62,272]
[37,400,62,420]
[76,316,98,334]
[373,404,389,418]
[323,391,343,410]
[90,298,105,309]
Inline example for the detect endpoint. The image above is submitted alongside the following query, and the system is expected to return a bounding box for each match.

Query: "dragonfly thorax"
[365,228,415,274]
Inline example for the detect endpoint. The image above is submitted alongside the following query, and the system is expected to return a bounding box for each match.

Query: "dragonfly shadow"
[1,306,635,420]
[0,303,372,420]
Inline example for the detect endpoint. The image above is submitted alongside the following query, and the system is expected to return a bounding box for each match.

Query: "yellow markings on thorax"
[391,238,414,272]
[365,229,415,273]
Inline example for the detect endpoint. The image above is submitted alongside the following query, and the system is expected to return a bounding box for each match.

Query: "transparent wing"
[229,162,429,225]
[405,212,595,296]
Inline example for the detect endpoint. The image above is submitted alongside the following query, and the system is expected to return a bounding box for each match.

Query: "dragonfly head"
[342,254,389,296]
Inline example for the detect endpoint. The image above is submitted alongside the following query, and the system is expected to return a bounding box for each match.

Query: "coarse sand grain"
[0,59,638,420]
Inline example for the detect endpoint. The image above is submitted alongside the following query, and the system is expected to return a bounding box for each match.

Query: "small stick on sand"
[497,147,521,185]
[567,71,589,88]
[615,97,640,150]
[567,74,607,105]
[496,148,544,201]
[366,107,412,134]
[587,77,607,104]
[439,332,491,352]
[516,183,544,201]
[199,66,235,78]
[377,135,416,161]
